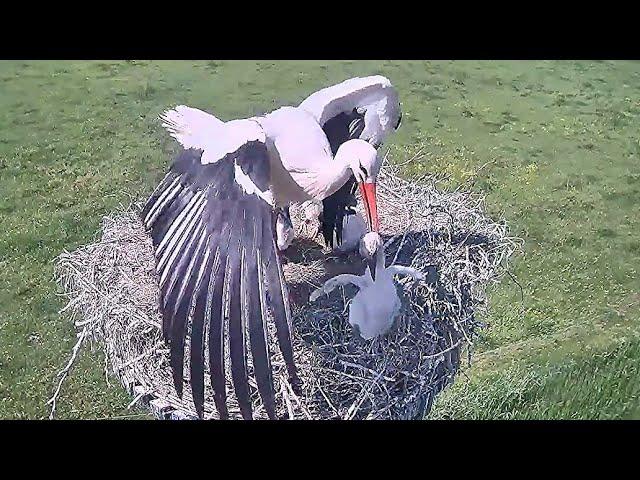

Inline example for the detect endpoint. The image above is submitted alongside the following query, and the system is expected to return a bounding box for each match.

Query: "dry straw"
[52,161,520,420]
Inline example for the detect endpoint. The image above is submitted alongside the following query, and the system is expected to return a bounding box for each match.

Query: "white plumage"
[310,233,423,340]
[160,106,265,165]
[276,212,295,251]
[299,75,400,146]
[143,75,402,419]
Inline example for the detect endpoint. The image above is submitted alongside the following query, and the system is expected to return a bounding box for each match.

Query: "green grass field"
[1,60,638,419]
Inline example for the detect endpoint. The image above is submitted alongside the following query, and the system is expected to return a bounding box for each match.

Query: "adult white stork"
[141,75,401,420]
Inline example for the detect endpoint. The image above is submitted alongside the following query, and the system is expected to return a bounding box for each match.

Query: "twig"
[51,162,521,421]
[47,325,90,419]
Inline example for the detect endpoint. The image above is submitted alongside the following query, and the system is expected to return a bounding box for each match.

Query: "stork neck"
[296,157,352,201]
[375,247,385,277]
[321,160,352,198]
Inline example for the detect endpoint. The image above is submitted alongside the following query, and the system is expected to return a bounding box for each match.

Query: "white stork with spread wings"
[141,75,402,420]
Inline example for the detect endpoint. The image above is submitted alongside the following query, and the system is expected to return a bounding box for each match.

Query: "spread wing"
[142,114,299,419]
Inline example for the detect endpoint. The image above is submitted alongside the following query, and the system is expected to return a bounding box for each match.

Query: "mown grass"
[433,332,640,419]
[0,60,638,419]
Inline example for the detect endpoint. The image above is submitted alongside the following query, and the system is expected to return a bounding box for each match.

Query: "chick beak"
[367,253,378,282]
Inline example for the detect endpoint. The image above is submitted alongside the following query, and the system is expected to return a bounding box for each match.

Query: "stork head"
[359,231,384,280]
[359,231,383,259]
[337,139,382,235]
[356,82,402,149]
[368,98,402,149]
[300,75,403,149]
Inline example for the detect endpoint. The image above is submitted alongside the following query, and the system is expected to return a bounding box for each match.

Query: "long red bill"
[359,182,379,232]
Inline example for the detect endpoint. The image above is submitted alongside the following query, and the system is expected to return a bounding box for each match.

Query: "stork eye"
[361,165,369,177]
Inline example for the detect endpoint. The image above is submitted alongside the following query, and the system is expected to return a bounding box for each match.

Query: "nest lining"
[53,164,519,420]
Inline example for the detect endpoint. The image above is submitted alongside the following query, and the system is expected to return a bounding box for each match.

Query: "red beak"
[359,182,379,232]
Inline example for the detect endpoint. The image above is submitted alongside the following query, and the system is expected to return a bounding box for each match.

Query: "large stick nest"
[54,163,519,420]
